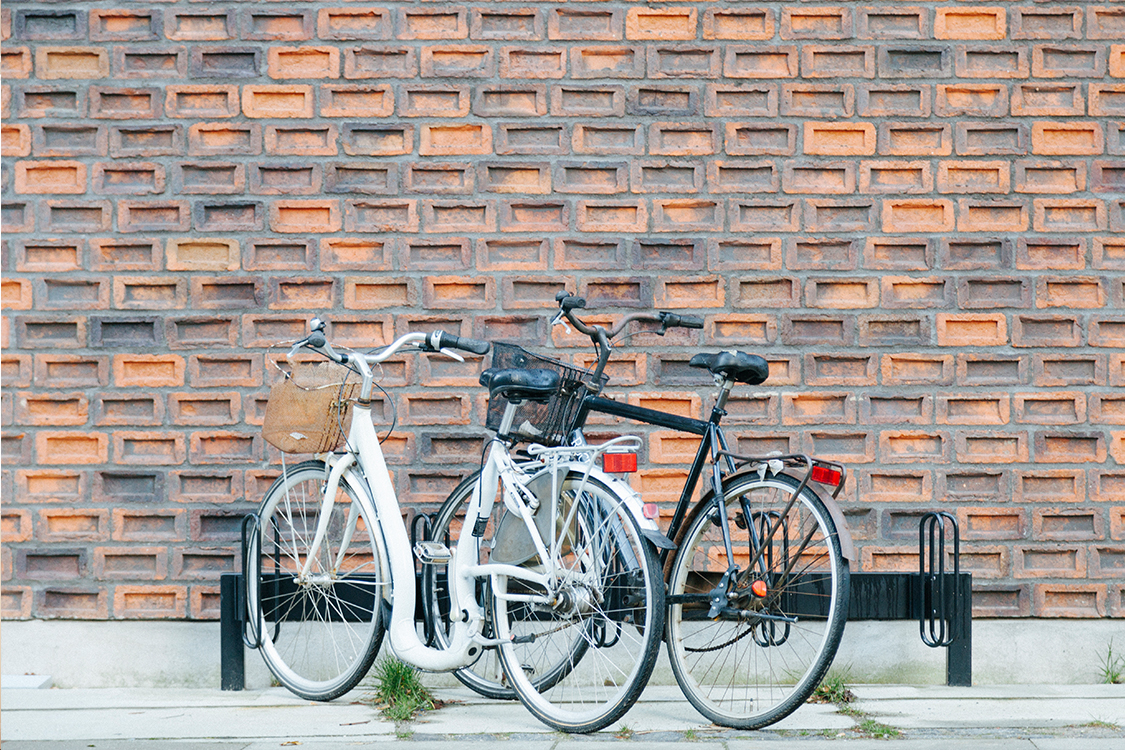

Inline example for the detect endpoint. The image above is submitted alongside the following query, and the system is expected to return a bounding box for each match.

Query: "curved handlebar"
[288,321,489,369]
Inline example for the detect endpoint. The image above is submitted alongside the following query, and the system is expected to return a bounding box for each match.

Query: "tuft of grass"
[857,719,902,739]
[682,729,698,741]
[614,723,634,740]
[1080,719,1120,730]
[809,671,856,705]
[370,657,436,723]
[1098,640,1124,684]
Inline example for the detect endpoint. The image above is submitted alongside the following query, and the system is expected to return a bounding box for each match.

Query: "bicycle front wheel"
[248,460,388,701]
[490,472,665,733]
[422,470,589,700]
[666,472,849,729]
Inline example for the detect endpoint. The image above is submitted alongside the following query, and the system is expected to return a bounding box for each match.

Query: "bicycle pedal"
[414,541,452,566]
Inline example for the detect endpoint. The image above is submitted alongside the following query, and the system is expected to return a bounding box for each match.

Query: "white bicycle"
[244,319,666,733]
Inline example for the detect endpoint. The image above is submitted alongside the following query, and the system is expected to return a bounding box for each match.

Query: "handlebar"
[288,321,489,369]
[552,292,703,389]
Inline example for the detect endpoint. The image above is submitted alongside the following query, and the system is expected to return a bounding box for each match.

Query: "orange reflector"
[751,580,768,598]
[603,451,637,473]
[811,464,842,487]
[642,502,659,520]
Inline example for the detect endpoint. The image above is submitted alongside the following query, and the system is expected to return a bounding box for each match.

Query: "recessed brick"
[935,8,1006,40]
[725,123,795,156]
[705,84,778,117]
[955,45,1029,79]
[90,10,159,41]
[1011,7,1081,40]
[724,45,797,79]
[268,46,339,79]
[318,8,391,41]
[703,9,774,41]
[473,9,542,41]
[90,87,161,119]
[345,46,417,79]
[166,11,234,41]
[117,47,187,80]
[243,10,313,41]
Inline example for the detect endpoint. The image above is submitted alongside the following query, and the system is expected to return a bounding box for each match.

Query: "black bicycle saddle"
[479,368,560,402]
[688,352,769,385]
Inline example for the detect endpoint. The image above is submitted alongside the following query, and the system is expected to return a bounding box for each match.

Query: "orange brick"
[935,8,1007,40]
[626,8,697,40]
[268,200,342,233]
[319,83,393,117]
[957,199,1029,232]
[242,85,314,118]
[1032,122,1104,155]
[2,124,31,157]
[703,8,774,40]
[166,238,240,271]
[165,85,239,119]
[36,432,109,464]
[937,160,1010,194]
[317,7,389,40]
[420,123,492,155]
[882,199,955,233]
[1033,199,1106,233]
[267,46,340,79]
[1,46,31,78]
[781,6,852,40]
[938,313,1008,346]
[1111,45,1125,77]
[804,122,876,155]
[35,46,108,79]
[15,161,86,194]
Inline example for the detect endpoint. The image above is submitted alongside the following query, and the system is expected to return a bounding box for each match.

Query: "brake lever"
[550,310,572,334]
[438,347,465,363]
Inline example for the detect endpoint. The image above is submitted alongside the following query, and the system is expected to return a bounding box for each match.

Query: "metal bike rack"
[847,512,971,687]
[221,509,972,690]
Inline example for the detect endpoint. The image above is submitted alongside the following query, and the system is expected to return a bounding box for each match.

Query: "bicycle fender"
[527,462,675,550]
[696,465,856,563]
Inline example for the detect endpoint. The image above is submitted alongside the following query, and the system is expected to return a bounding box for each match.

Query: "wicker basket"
[262,362,359,454]
[485,343,607,447]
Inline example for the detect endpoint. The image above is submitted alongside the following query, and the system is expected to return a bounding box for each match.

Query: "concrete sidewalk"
[2,684,1123,749]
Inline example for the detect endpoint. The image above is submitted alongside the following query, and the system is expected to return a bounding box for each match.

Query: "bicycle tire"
[247,460,388,701]
[665,471,849,729]
[421,470,589,700]
[490,472,665,733]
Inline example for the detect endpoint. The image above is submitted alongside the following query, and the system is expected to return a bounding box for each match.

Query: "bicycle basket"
[485,342,607,447]
[262,362,359,454]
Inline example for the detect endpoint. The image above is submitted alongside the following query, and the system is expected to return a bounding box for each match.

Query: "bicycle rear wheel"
[666,472,849,728]
[490,472,664,733]
[422,470,588,700]
[248,460,387,701]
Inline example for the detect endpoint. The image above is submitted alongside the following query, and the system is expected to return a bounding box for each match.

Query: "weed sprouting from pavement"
[370,657,436,722]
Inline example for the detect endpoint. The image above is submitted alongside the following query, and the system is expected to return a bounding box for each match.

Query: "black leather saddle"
[479,368,560,403]
[689,352,769,385]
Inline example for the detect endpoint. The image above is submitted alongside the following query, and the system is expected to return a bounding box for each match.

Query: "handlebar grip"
[561,295,587,311]
[678,315,704,329]
[435,331,490,356]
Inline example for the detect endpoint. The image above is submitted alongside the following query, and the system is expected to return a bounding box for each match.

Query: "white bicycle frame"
[287,331,658,674]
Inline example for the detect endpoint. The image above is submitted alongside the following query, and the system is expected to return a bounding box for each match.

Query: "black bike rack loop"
[919,511,960,649]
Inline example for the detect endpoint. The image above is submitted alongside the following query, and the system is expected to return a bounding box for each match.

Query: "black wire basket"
[485,342,607,447]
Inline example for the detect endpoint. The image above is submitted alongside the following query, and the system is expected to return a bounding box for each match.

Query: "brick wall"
[1,2,1123,622]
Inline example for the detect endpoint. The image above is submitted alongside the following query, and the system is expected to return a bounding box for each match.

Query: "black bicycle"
[424,291,852,729]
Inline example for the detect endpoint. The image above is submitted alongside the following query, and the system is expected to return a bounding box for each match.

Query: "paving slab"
[3,684,1124,747]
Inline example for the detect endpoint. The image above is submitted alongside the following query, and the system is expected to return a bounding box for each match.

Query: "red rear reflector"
[642,502,660,520]
[603,451,637,473]
[811,464,842,487]
[750,580,768,598]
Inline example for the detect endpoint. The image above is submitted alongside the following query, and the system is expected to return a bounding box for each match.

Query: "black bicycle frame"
[575,393,738,563]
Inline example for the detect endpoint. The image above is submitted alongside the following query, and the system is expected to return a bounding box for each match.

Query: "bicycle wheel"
[248,460,388,701]
[421,470,588,700]
[666,472,849,728]
[490,472,665,733]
